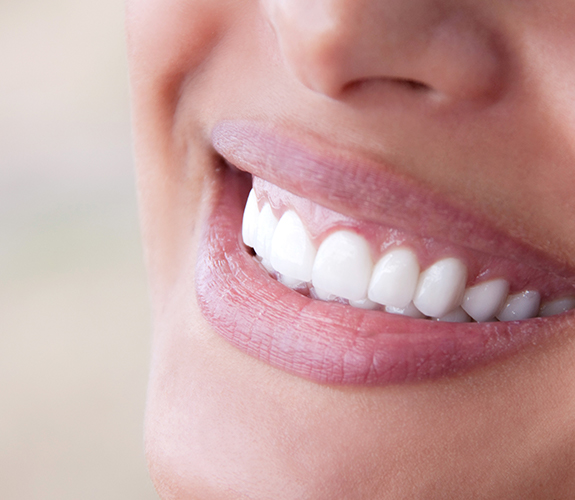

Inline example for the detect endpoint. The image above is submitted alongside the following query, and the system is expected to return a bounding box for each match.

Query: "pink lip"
[195,120,575,385]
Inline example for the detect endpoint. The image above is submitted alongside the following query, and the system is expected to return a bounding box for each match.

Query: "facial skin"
[127,0,575,498]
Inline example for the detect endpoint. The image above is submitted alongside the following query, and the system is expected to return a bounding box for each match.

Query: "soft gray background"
[0,0,158,498]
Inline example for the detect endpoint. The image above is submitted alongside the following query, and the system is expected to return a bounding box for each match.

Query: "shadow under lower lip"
[195,168,569,386]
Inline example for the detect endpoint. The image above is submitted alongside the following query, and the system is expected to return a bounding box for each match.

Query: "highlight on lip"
[242,182,575,323]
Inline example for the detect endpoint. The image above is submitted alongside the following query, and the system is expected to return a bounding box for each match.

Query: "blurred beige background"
[0,0,158,498]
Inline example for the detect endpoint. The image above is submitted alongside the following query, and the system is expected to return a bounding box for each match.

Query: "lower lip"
[196,168,568,385]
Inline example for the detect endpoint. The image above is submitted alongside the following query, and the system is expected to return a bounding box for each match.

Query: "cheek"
[126,0,238,145]
[126,0,240,297]
[126,0,225,80]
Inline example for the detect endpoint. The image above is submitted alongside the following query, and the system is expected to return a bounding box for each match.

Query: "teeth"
[256,256,275,274]
[413,258,468,318]
[434,307,471,323]
[386,302,427,319]
[462,279,509,322]
[368,248,420,308]
[539,296,575,317]
[278,273,307,291]
[311,230,373,301]
[311,287,340,302]
[270,210,316,282]
[242,189,260,248]
[254,203,278,262]
[496,290,541,321]
[241,194,569,322]
[349,297,379,310]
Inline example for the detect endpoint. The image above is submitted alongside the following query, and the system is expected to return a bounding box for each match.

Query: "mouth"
[196,120,575,385]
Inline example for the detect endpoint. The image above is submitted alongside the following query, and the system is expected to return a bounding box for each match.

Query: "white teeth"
[311,230,373,302]
[241,194,567,321]
[349,297,379,310]
[311,287,340,302]
[278,273,307,291]
[270,210,316,282]
[368,248,420,308]
[386,302,427,319]
[434,307,471,323]
[539,296,575,317]
[496,290,541,321]
[462,279,509,322]
[254,203,278,262]
[413,258,468,318]
[242,189,260,248]
[259,257,275,274]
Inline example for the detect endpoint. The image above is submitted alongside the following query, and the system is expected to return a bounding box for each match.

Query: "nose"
[261,0,505,102]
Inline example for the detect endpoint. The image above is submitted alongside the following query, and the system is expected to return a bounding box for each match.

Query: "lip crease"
[195,120,575,385]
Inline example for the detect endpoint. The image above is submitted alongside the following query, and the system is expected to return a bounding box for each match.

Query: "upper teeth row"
[242,189,575,322]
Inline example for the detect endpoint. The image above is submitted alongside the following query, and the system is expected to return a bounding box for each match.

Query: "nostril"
[266,0,505,104]
[342,76,434,99]
[401,79,431,92]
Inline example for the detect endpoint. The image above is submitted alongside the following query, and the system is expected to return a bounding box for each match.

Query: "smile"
[196,120,575,385]
[243,178,575,322]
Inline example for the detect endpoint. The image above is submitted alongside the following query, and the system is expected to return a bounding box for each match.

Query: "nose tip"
[263,0,506,103]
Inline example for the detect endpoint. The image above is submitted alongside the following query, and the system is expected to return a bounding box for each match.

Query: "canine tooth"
[538,296,575,317]
[368,248,420,308]
[349,298,379,310]
[496,290,541,321]
[242,189,260,248]
[462,278,509,322]
[311,230,373,301]
[254,203,278,261]
[270,210,316,282]
[434,307,471,322]
[413,257,467,318]
[385,302,427,319]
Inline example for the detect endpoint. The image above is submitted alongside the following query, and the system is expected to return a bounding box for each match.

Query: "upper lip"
[212,119,575,285]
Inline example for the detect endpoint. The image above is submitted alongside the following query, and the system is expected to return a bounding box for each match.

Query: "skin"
[126,0,575,498]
